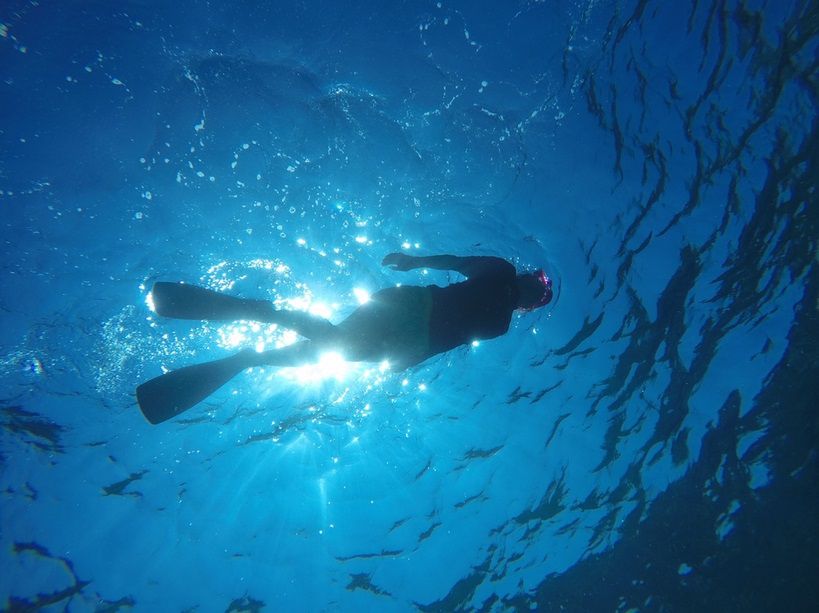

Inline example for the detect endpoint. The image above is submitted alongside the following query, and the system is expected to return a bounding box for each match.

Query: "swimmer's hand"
[382,252,415,271]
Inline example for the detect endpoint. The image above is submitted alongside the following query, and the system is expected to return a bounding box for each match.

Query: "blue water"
[1,1,817,610]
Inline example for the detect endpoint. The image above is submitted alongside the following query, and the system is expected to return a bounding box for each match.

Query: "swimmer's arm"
[382,253,510,277]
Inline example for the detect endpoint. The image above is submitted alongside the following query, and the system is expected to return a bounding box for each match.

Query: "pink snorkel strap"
[535,269,553,307]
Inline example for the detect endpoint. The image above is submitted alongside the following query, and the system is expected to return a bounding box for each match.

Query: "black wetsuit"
[427,258,519,355]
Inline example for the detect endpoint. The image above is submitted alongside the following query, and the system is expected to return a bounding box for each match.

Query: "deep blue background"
[1,1,817,611]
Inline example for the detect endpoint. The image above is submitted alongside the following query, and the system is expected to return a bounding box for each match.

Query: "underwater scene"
[1,0,817,611]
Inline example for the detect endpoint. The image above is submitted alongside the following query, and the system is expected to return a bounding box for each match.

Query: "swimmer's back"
[427,258,518,354]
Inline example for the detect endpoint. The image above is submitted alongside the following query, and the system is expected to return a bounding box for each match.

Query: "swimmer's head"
[516,270,553,311]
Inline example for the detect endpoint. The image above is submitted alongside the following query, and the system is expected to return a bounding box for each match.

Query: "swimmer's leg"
[150,282,336,339]
[264,311,337,341]
[137,341,328,425]
[151,282,273,321]
[253,340,326,367]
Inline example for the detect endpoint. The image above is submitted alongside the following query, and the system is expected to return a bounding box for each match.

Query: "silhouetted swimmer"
[137,253,554,424]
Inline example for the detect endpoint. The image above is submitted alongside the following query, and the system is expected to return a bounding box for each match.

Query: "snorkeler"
[136,253,554,424]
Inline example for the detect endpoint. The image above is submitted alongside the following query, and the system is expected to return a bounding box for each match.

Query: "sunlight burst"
[353,288,371,304]
[278,351,353,385]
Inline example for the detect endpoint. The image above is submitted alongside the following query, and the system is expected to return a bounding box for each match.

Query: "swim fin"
[136,350,260,424]
[150,282,273,321]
